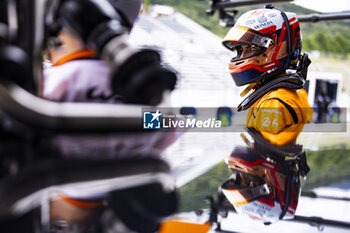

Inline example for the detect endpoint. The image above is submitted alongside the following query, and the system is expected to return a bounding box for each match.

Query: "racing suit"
[246,88,313,146]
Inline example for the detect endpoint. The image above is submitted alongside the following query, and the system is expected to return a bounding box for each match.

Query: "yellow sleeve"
[296,89,313,123]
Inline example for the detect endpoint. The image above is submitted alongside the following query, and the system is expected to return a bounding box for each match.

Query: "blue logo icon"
[143,110,161,129]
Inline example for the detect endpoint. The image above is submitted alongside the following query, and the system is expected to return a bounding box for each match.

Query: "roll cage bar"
[207,0,350,26]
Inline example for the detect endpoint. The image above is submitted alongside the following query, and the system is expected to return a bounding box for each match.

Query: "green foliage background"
[177,147,350,212]
[148,0,350,57]
[178,160,232,212]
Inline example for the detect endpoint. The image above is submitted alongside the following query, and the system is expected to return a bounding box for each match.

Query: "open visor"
[221,179,270,205]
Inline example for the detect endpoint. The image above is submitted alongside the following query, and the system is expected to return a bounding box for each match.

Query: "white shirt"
[43,59,121,102]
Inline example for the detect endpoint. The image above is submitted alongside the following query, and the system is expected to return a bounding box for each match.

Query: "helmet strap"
[265,4,293,70]
[239,83,256,97]
[279,170,291,219]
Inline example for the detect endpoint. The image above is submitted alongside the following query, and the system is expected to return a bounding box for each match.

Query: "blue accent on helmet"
[231,68,262,86]
[294,49,299,59]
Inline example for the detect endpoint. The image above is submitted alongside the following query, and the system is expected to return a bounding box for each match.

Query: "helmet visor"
[226,42,266,62]
[222,26,271,62]
[221,179,270,205]
[223,26,272,48]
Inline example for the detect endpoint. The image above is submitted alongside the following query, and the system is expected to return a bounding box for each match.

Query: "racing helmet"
[222,8,302,86]
[220,146,301,224]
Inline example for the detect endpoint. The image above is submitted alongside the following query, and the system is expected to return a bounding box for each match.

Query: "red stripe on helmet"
[257,25,277,35]
[271,22,287,64]
[229,63,269,73]
[289,17,296,22]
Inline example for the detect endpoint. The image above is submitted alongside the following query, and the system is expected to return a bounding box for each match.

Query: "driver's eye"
[243,45,252,52]
[243,44,258,52]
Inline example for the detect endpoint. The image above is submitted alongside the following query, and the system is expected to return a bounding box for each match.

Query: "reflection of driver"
[222,6,313,145]
[221,145,303,224]
[220,125,311,224]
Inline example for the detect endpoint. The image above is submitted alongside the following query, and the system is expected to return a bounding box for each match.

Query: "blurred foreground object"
[44,0,176,105]
[0,1,180,232]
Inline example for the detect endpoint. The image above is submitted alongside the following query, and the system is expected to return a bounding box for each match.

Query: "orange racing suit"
[246,88,313,146]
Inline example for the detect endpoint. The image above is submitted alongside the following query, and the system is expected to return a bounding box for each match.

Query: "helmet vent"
[235,61,245,66]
